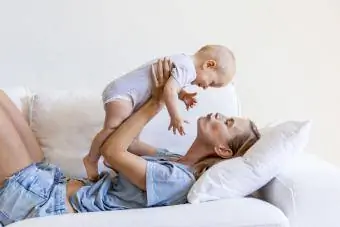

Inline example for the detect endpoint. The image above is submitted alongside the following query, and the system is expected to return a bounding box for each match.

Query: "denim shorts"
[0,162,68,226]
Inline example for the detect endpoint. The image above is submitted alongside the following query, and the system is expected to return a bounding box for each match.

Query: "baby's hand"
[168,116,188,136]
[179,91,197,110]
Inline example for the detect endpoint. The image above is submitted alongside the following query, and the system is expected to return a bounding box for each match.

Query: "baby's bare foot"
[83,155,99,181]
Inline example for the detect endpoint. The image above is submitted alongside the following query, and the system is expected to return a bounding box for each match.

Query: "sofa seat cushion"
[8,198,289,227]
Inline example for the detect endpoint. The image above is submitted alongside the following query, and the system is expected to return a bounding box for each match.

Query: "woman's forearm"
[101,99,162,156]
[128,140,157,156]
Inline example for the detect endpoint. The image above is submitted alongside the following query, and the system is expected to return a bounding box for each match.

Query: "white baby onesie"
[102,54,196,110]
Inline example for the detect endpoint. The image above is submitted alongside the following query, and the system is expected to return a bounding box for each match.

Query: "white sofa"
[3,86,340,227]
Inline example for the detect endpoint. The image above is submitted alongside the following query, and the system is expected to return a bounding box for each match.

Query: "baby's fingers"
[179,126,185,136]
[168,124,177,135]
[168,123,174,132]
[189,92,197,97]
[173,126,177,135]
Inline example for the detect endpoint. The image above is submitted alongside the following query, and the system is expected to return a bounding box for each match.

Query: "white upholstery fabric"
[30,89,106,177]
[261,153,340,227]
[8,198,289,227]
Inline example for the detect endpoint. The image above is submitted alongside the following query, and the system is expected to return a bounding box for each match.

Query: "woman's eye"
[226,118,234,126]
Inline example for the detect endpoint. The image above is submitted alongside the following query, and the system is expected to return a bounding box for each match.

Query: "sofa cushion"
[8,198,289,227]
[261,153,340,227]
[30,84,240,177]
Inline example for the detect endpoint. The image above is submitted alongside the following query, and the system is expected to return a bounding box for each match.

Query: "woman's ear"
[214,145,233,159]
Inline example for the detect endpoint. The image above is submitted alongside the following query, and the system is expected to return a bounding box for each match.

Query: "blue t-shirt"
[70,149,195,212]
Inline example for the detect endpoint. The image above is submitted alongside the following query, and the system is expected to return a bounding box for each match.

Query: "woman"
[0,59,260,226]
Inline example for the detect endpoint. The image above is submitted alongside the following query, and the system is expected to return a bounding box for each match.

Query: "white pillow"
[187,120,311,203]
[30,84,240,177]
[30,90,106,178]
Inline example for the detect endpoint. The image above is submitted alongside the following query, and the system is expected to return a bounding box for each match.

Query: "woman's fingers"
[151,57,173,88]
[151,64,158,87]
[157,59,163,86]
[150,58,173,101]
[163,57,171,79]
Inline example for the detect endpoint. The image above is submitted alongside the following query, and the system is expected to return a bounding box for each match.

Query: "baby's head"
[193,45,236,89]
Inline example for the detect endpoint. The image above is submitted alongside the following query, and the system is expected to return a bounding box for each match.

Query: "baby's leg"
[83,99,133,180]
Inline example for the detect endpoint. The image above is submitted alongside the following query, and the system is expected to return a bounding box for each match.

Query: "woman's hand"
[151,58,172,102]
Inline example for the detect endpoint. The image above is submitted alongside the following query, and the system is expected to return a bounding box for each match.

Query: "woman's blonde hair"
[193,120,261,179]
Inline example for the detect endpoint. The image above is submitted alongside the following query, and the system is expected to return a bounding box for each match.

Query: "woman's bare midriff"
[65,180,85,213]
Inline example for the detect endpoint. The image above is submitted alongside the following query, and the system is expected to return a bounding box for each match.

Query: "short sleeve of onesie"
[170,54,196,88]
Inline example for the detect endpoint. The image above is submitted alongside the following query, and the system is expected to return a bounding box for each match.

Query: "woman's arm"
[100,58,171,190]
[101,100,161,189]
[128,139,157,156]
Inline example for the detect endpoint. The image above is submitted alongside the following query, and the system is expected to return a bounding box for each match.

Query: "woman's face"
[197,113,251,147]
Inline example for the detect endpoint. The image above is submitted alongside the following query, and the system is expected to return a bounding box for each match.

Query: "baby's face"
[194,69,229,89]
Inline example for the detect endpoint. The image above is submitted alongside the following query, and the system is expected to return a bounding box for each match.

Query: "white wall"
[1,0,340,165]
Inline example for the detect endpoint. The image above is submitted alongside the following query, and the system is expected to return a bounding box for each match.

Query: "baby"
[84,44,236,180]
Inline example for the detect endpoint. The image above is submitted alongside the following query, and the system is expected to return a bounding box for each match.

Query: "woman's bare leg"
[0,105,33,185]
[0,90,43,162]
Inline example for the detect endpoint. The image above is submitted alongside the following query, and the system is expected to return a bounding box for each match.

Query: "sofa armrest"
[260,153,340,227]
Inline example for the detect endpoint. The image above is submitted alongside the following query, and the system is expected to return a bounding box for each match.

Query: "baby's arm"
[163,77,185,135]
[178,89,186,100]
[164,77,180,118]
